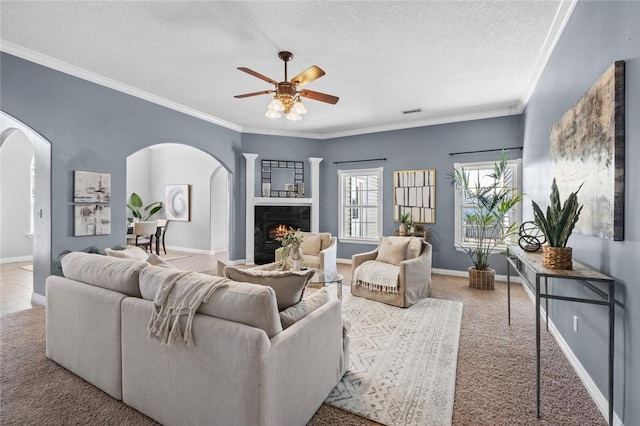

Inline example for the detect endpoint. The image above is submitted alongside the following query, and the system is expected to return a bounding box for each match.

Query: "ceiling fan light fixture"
[286,111,302,121]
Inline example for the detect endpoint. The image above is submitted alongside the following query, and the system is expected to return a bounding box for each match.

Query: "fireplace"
[254,205,311,264]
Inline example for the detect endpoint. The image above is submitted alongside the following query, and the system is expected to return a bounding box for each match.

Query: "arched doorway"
[126,143,229,254]
[0,111,52,303]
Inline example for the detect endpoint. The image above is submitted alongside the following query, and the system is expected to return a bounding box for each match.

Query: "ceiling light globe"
[265,109,281,119]
[292,101,307,115]
[269,98,284,112]
[286,111,302,121]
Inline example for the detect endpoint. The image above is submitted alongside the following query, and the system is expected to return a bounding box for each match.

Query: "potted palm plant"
[452,153,523,290]
[531,178,583,269]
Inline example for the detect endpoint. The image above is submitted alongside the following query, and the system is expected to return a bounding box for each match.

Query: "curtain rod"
[333,158,387,164]
[448,147,523,156]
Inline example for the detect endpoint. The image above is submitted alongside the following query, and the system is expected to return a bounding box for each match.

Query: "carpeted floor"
[0,270,606,426]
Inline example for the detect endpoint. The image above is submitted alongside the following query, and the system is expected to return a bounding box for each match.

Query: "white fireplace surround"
[244,154,322,264]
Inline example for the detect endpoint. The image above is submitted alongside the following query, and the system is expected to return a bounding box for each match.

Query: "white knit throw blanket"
[148,271,229,347]
[354,260,400,293]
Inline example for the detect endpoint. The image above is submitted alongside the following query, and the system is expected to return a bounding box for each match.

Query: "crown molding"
[319,106,521,140]
[0,41,242,132]
[520,0,578,107]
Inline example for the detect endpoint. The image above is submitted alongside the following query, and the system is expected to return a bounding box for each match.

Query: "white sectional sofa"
[46,252,349,426]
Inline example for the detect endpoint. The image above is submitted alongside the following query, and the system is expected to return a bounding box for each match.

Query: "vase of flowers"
[279,227,305,271]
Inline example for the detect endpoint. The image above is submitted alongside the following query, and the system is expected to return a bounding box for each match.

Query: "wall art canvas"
[393,169,436,224]
[165,184,190,221]
[74,204,111,236]
[550,61,625,241]
[74,170,111,203]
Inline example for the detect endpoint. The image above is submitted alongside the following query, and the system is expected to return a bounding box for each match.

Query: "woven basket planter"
[542,246,573,270]
[468,267,496,290]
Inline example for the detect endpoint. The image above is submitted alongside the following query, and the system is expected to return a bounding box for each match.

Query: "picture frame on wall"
[73,170,111,203]
[165,184,190,221]
[74,204,111,236]
[393,169,436,224]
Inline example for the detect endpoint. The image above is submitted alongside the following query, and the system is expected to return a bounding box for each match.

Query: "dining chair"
[155,219,168,255]
[130,220,158,253]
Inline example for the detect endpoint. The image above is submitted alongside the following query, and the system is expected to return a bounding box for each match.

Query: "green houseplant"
[398,211,412,236]
[451,152,523,290]
[531,178,583,269]
[127,192,163,221]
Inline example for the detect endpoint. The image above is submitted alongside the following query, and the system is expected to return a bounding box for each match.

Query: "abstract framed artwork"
[73,170,111,203]
[550,61,625,241]
[74,204,111,236]
[165,184,190,221]
[393,169,436,224]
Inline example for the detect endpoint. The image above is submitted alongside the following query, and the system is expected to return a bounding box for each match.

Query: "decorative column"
[243,153,258,264]
[308,157,323,232]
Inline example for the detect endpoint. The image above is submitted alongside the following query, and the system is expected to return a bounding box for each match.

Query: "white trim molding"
[31,292,46,306]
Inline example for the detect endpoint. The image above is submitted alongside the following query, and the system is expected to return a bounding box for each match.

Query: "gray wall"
[522,1,639,423]
[320,115,523,273]
[0,52,243,296]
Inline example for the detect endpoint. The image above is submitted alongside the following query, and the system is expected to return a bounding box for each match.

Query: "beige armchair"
[275,232,337,274]
[351,236,432,308]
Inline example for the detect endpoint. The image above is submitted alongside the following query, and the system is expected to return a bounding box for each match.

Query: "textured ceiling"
[0,1,572,138]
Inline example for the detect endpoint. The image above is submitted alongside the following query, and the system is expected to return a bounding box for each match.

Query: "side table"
[308,269,344,300]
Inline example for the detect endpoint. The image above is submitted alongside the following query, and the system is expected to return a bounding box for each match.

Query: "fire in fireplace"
[254,205,311,264]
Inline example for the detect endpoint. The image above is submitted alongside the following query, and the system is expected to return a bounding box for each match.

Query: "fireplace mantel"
[244,154,322,264]
[254,197,312,206]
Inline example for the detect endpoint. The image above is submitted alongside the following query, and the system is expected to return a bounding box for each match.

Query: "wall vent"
[402,108,422,115]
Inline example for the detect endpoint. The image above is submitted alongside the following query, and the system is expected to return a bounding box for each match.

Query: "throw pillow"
[146,253,177,269]
[375,237,410,266]
[300,233,322,256]
[404,238,424,260]
[224,266,315,311]
[105,245,148,261]
[279,289,330,329]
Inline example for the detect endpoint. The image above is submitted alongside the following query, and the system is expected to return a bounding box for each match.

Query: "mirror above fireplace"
[261,160,304,197]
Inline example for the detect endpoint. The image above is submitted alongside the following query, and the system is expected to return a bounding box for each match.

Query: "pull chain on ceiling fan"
[234,51,339,121]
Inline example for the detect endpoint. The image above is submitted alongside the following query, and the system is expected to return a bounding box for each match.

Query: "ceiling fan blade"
[290,65,325,87]
[237,67,278,85]
[299,89,339,105]
[234,90,274,99]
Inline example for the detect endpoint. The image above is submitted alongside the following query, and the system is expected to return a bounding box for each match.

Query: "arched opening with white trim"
[126,143,229,254]
[0,111,52,303]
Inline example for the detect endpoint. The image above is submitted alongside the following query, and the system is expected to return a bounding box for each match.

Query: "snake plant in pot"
[531,178,583,269]
[451,153,523,290]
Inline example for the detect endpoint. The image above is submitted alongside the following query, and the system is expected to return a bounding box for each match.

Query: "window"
[454,159,522,250]
[338,167,383,243]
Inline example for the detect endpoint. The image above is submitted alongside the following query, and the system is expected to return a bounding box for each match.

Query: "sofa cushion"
[105,245,149,261]
[279,289,330,329]
[139,266,283,337]
[375,237,410,266]
[224,266,315,311]
[145,253,178,269]
[300,233,322,256]
[61,251,146,297]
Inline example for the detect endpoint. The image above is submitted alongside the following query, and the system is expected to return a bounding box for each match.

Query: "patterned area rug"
[326,287,463,426]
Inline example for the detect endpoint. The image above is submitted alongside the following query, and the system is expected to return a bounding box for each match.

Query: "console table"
[504,245,616,425]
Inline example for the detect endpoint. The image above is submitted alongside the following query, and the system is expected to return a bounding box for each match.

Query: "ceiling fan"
[234,51,339,121]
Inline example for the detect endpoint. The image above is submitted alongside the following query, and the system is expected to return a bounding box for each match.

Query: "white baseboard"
[31,292,46,306]
[0,255,33,264]
[519,283,622,425]
[165,245,221,255]
[337,258,351,264]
